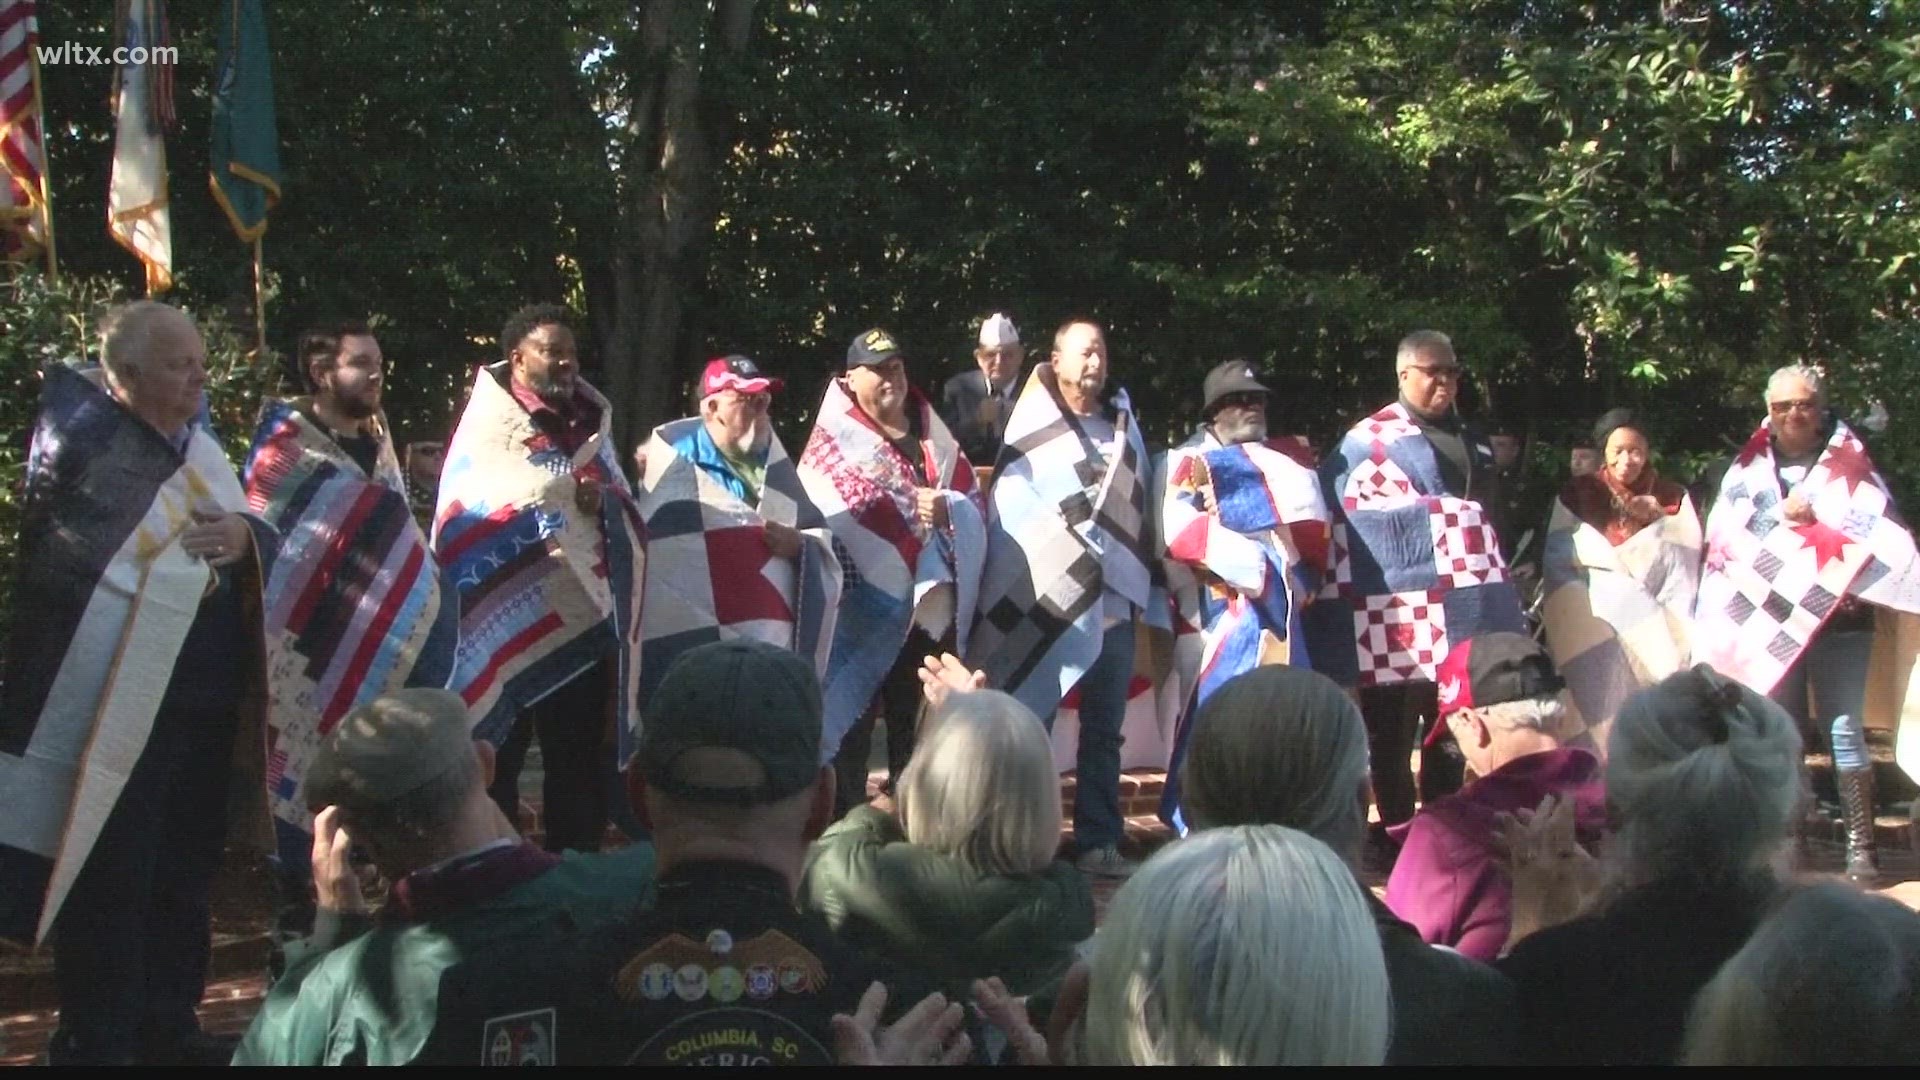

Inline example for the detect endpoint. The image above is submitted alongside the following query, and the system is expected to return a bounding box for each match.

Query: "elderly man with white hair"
[940,312,1025,466]
[0,302,275,1064]
[1692,364,1920,874]
[1383,633,1606,962]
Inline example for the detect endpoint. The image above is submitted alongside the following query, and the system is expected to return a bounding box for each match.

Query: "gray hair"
[1607,666,1803,890]
[1178,666,1370,864]
[1395,329,1455,372]
[1083,825,1391,1065]
[1765,364,1825,404]
[1684,883,1920,1065]
[896,690,1061,877]
[1478,695,1567,735]
[99,300,190,383]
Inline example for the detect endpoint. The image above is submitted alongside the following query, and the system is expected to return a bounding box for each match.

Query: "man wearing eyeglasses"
[1310,331,1524,864]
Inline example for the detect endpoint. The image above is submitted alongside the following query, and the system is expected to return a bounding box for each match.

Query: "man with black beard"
[246,322,462,951]
[437,305,642,855]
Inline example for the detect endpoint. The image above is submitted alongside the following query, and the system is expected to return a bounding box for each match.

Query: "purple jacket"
[1384,747,1607,962]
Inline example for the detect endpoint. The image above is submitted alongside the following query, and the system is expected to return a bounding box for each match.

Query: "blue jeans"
[1069,621,1135,852]
[1770,626,1873,764]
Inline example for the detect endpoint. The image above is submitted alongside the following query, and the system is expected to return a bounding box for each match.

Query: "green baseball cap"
[637,639,824,806]
[307,688,478,811]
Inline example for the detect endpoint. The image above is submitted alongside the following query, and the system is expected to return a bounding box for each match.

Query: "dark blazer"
[939,368,1019,466]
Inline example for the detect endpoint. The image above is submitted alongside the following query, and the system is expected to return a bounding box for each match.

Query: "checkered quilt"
[1541,491,1701,733]
[636,417,842,757]
[799,380,983,759]
[1694,419,1920,694]
[967,365,1161,722]
[1305,402,1526,688]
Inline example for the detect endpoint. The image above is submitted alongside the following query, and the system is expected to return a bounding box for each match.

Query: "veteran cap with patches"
[1202,359,1272,415]
[635,639,823,806]
[846,327,904,370]
[1427,632,1566,746]
[307,688,479,810]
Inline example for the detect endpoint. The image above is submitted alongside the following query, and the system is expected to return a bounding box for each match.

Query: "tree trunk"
[600,0,758,458]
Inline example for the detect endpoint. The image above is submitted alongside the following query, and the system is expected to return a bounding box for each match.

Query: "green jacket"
[798,806,1093,1001]
[233,844,655,1066]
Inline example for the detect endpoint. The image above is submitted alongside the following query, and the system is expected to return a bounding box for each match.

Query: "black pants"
[52,645,241,1061]
[489,657,611,853]
[1358,680,1464,828]
[833,628,940,817]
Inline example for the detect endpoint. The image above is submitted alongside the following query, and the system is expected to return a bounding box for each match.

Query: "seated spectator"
[233,689,656,1065]
[1384,633,1606,962]
[800,689,1093,1005]
[1078,825,1390,1065]
[1683,883,1920,1065]
[1178,665,1518,1065]
[1497,664,1803,1065]
[417,639,969,1065]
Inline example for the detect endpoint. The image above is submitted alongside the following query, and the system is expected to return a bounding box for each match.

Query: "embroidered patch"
[481,1008,556,1066]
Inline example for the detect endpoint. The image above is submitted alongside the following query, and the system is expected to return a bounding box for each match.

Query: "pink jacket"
[1384,747,1607,962]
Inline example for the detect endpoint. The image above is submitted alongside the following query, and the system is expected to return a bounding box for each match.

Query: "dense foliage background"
[10,0,1920,537]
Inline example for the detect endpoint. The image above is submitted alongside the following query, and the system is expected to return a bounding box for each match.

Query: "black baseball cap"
[1202,360,1272,415]
[847,328,905,370]
[636,639,823,805]
[1427,632,1566,746]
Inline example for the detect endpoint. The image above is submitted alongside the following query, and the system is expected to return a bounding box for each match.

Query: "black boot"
[1838,762,1879,885]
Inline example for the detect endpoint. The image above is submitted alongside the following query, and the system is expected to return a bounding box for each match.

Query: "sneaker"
[1076,845,1139,879]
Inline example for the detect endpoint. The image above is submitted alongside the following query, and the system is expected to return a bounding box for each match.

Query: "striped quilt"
[433,366,645,748]
[1540,491,1701,738]
[635,417,842,754]
[1306,402,1526,688]
[799,380,984,759]
[967,364,1161,724]
[243,401,457,837]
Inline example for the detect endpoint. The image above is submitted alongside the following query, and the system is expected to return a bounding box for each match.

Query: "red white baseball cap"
[1426,632,1565,747]
[701,354,783,398]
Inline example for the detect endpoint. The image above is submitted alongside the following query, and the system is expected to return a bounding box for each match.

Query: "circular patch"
[638,962,674,1002]
[629,1007,832,1066]
[710,965,744,1003]
[745,964,776,1001]
[777,959,808,995]
[705,928,734,956]
[674,964,709,1003]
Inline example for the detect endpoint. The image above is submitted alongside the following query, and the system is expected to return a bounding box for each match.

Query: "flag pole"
[252,233,266,359]
[26,9,56,282]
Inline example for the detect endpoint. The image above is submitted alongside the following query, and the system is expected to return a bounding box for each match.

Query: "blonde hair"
[1685,883,1920,1065]
[895,690,1061,877]
[1179,666,1370,862]
[1083,825,1391,1065]
[1608,665,1802,889]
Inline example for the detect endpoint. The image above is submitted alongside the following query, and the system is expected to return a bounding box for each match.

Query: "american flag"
[0,0,48,263]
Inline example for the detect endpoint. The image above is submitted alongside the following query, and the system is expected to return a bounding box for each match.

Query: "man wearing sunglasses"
[1311,331,1522,867]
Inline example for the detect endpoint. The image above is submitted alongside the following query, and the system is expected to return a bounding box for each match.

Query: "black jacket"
[1368,894,1520,1066]
[421,859,948,1066]
[939,368,1019,466]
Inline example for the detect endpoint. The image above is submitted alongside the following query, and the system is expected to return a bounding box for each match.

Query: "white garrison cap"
[978,313,1020,348]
